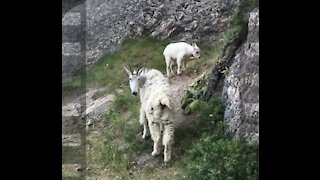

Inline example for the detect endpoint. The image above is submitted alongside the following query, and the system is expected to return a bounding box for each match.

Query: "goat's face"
[192,43,201,59]
[129,73,140,96]
[124,67,144,96]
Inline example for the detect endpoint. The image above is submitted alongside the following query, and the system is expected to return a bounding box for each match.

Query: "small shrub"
[181,75,209,115]
[184,136,259,180]
[178,97,258,180]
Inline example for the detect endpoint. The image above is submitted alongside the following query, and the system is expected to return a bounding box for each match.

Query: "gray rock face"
[62,2,86,83]
[62,88,115,133]
[222,8,259,140]
[62,0,240,82]
[62,0,85,16]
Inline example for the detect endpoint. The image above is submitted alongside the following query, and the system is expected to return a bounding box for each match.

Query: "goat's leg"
[164,143,172,163]
[163,125,174,162]
[181,59,187,71]
[165,56,171,77]
[177,57,182,75]
[139,108,149,139]
[150,122,162,156]
[170,61,174,75]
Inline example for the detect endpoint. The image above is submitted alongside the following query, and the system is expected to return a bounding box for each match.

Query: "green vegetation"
[184,135,259,180]
[180,100,258,180]
[229,0,259,27]
[181,74,208,114]
[221,66,231,76]
[63,36,171,96]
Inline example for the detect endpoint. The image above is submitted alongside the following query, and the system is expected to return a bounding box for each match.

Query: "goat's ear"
[138,68,145,75]
[194,43,199,50]
[124,66,131,76]
[160,97,171,110]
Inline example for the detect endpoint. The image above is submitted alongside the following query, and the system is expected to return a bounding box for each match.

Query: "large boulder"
[222,8,259,140]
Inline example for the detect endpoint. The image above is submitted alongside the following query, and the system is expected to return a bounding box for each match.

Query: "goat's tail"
[160,96,172,110]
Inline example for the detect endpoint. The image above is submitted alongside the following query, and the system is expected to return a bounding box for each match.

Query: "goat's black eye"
[129,78,132,81]
[138,78,140,80]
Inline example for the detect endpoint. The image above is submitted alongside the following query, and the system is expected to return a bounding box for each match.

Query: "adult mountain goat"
[124,66,175,162]
[163,42,201,77]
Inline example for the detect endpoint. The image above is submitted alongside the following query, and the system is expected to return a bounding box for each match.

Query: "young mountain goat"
[163,42,201,77]
[124,66,174,162]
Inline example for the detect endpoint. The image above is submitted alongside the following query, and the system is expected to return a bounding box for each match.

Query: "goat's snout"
[132,92,138,96]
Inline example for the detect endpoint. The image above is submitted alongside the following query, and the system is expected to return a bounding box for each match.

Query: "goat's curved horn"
[128,65,133,73]
[124,66,132,76]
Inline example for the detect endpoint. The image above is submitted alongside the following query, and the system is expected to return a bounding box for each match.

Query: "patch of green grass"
[62,36,172,95]
[96,92,151,178]
[120,114,151,153]
[99,131,130,176]
[110,94,150,153]
[199,42,222,60]
[113,93,140,112]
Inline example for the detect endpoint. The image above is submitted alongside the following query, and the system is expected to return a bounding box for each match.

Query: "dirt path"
[170,72,202,125]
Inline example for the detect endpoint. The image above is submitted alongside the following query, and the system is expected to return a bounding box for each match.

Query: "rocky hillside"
[62,0,240,82]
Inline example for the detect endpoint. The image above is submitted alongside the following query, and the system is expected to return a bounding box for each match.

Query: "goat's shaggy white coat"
[124,67,174,162]
[163,42,201,77]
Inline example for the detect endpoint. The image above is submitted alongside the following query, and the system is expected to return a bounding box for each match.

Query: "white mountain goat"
[124,66,174,162]
[163,42,201,77]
